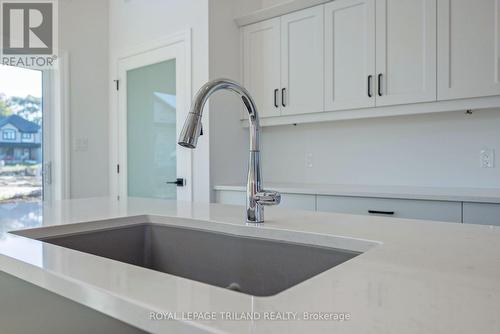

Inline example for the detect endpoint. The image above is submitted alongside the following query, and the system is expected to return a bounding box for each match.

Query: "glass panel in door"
[126,59,177,199]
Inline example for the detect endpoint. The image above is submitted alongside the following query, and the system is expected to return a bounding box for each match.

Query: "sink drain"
[226,282,242,292]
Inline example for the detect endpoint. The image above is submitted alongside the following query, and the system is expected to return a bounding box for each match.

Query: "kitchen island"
[0,197,499,333]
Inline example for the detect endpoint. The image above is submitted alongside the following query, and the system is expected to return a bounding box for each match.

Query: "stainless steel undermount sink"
[14,218,376,297]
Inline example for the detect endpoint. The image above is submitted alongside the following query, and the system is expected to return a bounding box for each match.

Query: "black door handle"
[281,88,286,107]
[378,74,383,96]
[368,75,373,98]
[274,89,279,108]
[368,210,394,216]
[166,178,185,187]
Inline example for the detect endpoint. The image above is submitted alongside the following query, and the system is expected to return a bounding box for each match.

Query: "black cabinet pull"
[368,75,373,98]
[274,89,279,108]
[281,88,286,107]
[368,210,394,215]
[378,73,383,96]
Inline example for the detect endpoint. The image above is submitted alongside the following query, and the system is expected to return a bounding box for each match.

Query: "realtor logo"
[2,1,53,54]
[0,0,58,68]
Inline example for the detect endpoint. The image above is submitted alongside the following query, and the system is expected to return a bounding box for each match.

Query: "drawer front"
[215,190,316,211]
[317,195,462,223]
[215,190,246,206]
[463,202,500,226]
[277,193,316,211]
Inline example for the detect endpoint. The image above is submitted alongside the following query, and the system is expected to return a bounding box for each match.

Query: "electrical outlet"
[306,153,313,168]
[480,148,495,168]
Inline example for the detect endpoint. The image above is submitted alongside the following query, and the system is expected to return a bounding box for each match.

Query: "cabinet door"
[242,18,281,118]
[463,202,500,226]
[280,5,324,116]
[375,0,437,106]
[438,0,500,100]
[324,0,376,111]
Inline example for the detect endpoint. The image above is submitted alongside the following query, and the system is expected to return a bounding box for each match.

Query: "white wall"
[208,0,262,198]
[260,109,500,188]
[59,0,109,198]
[108,0,210,202]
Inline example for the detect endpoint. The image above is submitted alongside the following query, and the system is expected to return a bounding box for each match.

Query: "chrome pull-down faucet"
[178,79,281,223]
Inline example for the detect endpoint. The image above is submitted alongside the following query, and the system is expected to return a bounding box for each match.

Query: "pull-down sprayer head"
[178,112,202,149]
[178,78,260,151]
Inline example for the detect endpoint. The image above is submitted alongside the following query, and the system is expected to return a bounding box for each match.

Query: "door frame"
[8,51,70,202]
[42,51,71,201]
[112,30,193,201]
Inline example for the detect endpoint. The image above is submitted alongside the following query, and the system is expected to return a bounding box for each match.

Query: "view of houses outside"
[0,65,43,203]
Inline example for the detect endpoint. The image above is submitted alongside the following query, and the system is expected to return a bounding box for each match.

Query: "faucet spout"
[178,79,280,223]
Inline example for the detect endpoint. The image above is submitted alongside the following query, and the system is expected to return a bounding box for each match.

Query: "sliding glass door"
[0,65,44,204]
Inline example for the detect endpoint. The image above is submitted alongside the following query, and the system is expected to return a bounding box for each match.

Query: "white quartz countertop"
[1,197,500,333]
[214,182,500,203]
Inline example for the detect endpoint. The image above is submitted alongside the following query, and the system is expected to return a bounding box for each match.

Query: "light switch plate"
[73,138,89,152]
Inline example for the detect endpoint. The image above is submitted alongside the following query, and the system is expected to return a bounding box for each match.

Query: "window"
[21,133,32,140]
[2,130,16,140]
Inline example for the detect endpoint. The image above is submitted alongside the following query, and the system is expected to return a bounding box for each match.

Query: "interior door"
[242,17,281,118]
[438,0,500,100]
[375,0,437,106]
[324,0,376,111]
[117,43,191,201]
[280,5,324,116]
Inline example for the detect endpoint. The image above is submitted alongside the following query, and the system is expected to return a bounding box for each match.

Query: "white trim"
[117,30,192,62]
[110,30,193,201]
[235,0,331,27]
[242,95,500,127]
[55,51,71,200]
[42,51,71,201]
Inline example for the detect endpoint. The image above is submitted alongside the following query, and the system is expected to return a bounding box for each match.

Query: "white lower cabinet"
[215,190,499,225]
[463,203,500,226]
[215,190,246,206]
[215,191,316,211]
[316,196,462,223]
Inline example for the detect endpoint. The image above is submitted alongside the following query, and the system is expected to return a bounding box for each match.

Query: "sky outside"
[0,65,42,98]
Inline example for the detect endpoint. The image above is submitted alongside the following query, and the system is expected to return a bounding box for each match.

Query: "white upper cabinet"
[324,0,376,111]
[241,0,500,124]
[438,0,500,100]
[242,18,281,118]
[280,6,324,115]
[375,0,437,106]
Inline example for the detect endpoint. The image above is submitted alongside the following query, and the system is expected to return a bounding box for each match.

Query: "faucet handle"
[254,190,281,206]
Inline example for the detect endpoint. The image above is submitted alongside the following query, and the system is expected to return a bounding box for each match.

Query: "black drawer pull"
[378,73,383,96]
[368,75,373,97]
[274,89,279,108]
[368,210,394,215]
